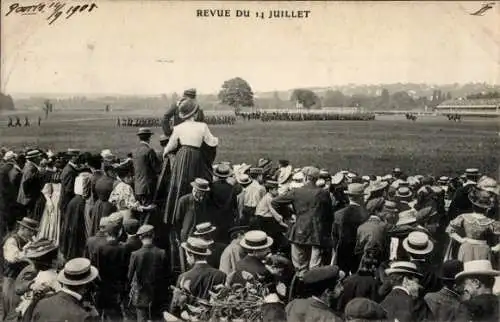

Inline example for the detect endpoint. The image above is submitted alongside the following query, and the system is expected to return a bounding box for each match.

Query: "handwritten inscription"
[196,9,311,19]
[5,1,98,25]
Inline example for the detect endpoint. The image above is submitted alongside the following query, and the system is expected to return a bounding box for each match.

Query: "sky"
[1,1,500,95]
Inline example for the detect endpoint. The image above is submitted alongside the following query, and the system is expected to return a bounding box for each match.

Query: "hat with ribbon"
[455,260,500,280]
[178,98,200,120]
[57,258,99,286]
[382,200,398,213]
[477,176,499,196]
[17,217,39,232]
[385,261,423,278]
[236,174,252,185]
[345,183,365,196]
[26,150,42,159]
[190,178,210,192]
[193,222,216,236]
[181,237,212,256]
[468,187,495,209]
[395,186,413,199]
[100,149,115,162]
[240,230,273,250]
[402,231,434,255]
[213,163,233,178]
[264,180,279,190]
[396,210,417,226]
[331,172,345,185]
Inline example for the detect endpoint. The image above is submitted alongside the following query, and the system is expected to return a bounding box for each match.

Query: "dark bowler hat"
[439,260,464,281]
[213,163,233,178]
[137,127,153,136]
[178,98,200,120]
[190,178,210,192]
[17,217,39,232]
[57,258,99,286]
[344,298,387,320]
[183,88,197,98]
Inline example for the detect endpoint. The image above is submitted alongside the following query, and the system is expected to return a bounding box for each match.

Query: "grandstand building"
[436,98,500,116]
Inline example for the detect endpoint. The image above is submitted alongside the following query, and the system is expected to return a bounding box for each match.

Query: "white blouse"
[164,120,218,156]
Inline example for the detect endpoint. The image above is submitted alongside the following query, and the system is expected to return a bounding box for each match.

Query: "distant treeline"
[466,91,500,100]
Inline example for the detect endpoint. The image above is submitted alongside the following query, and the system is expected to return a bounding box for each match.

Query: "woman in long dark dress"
[60,171,91,261]
[162,99,218,225]
[89,162,117,237]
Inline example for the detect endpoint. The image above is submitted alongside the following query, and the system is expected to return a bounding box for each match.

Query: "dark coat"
[85,231,107,264]
[0,162,23,230]
[271,182,333,247]
[174,194,211,242]
[17,161,43,208]
[412,260,442,295]
[207,180,238,243]
[286,297,343,322]
[424,287,461,322]
[60,194,86,260]
[381,288,433,322]
[162,100,205,135]
[59,162,79,214]
[333,203,368,273]
[128,244,166,308]
[207,241,227,270]
[122,235,142,257]
[176,262,225,300]
[133,142,161,198]
[31,291,99,322]
[230,255,272,285]
[456,293,499,322]
[448,183,475,220]
[336,272,381,313]
[354,216,388,257]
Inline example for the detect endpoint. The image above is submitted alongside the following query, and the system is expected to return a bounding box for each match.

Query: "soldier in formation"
[405,113,418,121]
[447,114,462,122]
[116,115,236,127]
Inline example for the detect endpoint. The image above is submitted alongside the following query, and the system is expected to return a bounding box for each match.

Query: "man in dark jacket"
[59,149,81,217]
[133,128,161,206]
[0,151,23,234]
[128,225,166,322]
[448,168,481,220]
[381,261,433,322]
[17,150,44,219]
[332,182,369,274]
[30,258,99,322]
[271,166,333,275]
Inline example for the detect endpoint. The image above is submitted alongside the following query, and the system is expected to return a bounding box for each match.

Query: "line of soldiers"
[117,115,236,127]
[6,116,42,127]
[446,114,462,122]
[258,111,376,122]
[405,113,418,121]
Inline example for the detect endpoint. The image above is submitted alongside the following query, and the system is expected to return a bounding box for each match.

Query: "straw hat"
[213,164,233,178]
[178,98,200,120]
[25,150,42,159]
[277,165,293,184]
[181,237,212,256]
[395,187,413,199]
[455,260,500,280]
[190,178,210,192]
[3,151,17,161]
[402,231,434,255]
[345,183,365,196]
[331,173,345,185]
[236,174,252,185]
[17,217,39,232]
[396,210,417,226]
[100,149,115,161]
[477,176,499,196]
[240,230,273,250]
[367,180,388,193]
[385,261,423,278]
[57,258,99,286]
[468,187,495,209]
[193,222,217,236]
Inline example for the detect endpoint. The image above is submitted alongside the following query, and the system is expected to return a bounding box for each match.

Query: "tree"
[0,93,15,110]
[323,90,346,107]
[290,89,320,109]
[391,91,417,110]
[218,77,254,111]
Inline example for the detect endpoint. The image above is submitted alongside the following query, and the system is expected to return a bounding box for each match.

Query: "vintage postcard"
[1,1,499,320]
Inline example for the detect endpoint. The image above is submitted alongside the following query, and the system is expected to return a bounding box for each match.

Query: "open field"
[0,111,498,177]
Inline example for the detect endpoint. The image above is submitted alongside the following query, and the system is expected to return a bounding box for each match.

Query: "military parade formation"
[5,116,42,127]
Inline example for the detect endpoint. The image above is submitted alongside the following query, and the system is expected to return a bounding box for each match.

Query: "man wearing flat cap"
[133,127,161,208]
[271,166,333,274]
[162,89,204,135]
[286,265,344,322]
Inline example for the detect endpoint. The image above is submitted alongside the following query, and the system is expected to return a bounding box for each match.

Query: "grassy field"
[0,110,498,178]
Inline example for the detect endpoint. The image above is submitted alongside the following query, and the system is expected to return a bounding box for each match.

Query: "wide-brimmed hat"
[331,173,345,185]
[137,127,153,136]
[396,210,417,226]
[17,217,39,231]
[213,163,233,178]
[57,258,99,286]
[455,260,500,280]
[477,176,499,196]
[193,222,217,236]
[178,98,200,120]
[395,187,413,199]
[402,231,434,255]
[26,150,42,159]
[240,230,273,250]
[437,176,449,185]
[367,180,388,193]
[277,165,293,184]
[190,178,210,192]
[465,168,480,176]
[468,187,495,209]
[345,183,365,196]
[302,166,320,180]
[385,261,423,278]
[181,237,212,256]
[24,239,58,259]
[236,174,252,185]
[439,260,464,281]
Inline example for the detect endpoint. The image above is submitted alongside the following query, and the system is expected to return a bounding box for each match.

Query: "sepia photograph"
[0,1,499,321]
